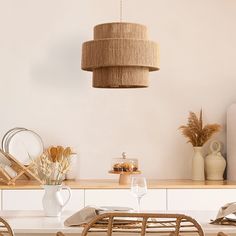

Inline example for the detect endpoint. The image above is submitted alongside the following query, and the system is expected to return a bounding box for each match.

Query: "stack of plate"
[99,206,133,212]
[1,127,44,166]
[225,214,236,222]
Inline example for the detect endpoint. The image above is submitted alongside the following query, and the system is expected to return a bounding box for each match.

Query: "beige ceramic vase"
[192,147,205,181]
[205,140,226,180]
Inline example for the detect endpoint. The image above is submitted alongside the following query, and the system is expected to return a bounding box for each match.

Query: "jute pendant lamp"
[81,0,160,88]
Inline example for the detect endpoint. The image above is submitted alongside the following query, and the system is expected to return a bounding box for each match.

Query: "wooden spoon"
[57,146,64,162]
[49,147,58,163]
[63,147,72,158]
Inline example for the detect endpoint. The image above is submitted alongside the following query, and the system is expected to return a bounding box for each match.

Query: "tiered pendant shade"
[81,22,160,88]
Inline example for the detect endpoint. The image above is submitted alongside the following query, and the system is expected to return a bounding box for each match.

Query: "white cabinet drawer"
[167,189,236,211]
[85,189,166,211]
[2,189,84,211]
[3,190,44,210]
[64,189,84,211]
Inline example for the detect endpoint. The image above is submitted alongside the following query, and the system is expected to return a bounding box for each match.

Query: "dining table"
[0,210,235,236]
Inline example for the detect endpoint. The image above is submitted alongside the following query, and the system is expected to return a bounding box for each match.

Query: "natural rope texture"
[82,39,159,71]
[81,22,159,88]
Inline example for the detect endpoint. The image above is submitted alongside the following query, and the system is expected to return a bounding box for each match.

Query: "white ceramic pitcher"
[42,185,71,217]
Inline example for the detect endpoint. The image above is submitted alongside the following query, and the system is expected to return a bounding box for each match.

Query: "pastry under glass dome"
[109,152,141,185]
[111,152,139,173]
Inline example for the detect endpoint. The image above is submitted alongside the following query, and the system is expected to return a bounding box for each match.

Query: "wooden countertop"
[0,179,236,189]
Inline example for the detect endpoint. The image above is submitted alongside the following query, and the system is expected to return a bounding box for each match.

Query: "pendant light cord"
[120,0,123,22]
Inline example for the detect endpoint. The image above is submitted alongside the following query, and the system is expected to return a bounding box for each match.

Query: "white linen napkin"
[211,202,236,224]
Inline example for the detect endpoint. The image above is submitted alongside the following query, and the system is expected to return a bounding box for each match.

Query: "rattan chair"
[58,212,204,236]
[0,216,14,236]
[217,233,228,236]
[57,233,64,236]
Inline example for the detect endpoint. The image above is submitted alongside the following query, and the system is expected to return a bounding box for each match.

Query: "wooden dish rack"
[0,149,42,185]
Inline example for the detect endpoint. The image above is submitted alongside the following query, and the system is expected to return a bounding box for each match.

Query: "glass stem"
[137,197,141,212]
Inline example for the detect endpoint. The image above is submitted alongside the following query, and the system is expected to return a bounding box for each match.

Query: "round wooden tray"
[109,170,141,185]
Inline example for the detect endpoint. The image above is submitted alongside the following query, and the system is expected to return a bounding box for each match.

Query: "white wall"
[0,0,236,179]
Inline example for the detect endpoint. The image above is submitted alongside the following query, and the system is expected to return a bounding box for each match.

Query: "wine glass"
[131,176,147,212]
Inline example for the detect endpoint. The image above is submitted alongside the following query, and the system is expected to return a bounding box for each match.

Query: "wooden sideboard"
[0,179,236,212]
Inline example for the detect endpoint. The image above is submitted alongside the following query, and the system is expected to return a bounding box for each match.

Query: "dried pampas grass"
[179,110,221,147]
[31,146,76,185]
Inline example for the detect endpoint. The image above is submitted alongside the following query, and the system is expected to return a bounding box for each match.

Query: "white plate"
[1,127,27,152]
[99,206,134,212]
[7,130,44,165]
[225,214,236,221]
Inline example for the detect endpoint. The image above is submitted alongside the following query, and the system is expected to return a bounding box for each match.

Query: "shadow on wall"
[30,33,89,89]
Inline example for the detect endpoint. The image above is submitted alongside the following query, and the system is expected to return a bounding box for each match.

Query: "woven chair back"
[81,212,204,236]
[0,217,14,236]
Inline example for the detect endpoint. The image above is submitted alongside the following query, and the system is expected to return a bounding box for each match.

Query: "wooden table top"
[0,179,236,189]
